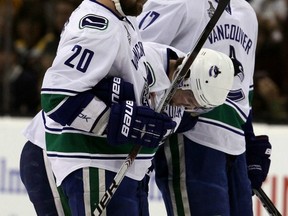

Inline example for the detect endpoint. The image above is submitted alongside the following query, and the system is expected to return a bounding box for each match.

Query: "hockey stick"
[253,188,282,216]
[93,0,230,215]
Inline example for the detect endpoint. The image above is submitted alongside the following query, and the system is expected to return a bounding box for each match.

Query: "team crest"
[229,45,244,82]
[79,14,108,30]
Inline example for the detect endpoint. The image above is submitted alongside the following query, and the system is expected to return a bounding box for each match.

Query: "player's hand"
[107,100,176,148]
[92,77,135,105]
[246,135,271,190]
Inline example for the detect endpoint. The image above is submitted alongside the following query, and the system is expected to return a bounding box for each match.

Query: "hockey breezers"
[253,188,282,216]
[93,0,230,214]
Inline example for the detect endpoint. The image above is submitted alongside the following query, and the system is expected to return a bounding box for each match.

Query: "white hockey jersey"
[138,0,258,155]
[27,0,185,186]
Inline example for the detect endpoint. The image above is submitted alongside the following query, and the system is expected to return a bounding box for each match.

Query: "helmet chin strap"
[111,0,126,16]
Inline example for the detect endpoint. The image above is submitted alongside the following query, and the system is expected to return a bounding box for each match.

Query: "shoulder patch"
[79,14,109,30]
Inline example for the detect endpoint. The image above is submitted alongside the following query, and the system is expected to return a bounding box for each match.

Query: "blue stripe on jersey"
[49,91,94,126]
[227,89,245,102]
[47,153,154,160]
[198,117,245,136]
[226,99,248,120]
[43,109,109,136]
[41,88,79,95]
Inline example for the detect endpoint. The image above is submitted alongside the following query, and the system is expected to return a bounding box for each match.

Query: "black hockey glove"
[246,135,271,190]
[107,101,176,148]
[92,77,135,105]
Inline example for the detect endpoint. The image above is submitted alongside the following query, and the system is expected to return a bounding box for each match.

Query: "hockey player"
[21,43,235,215]
[20,0,236,215]
[37,0,178,215]
[137,0,272,215]
[22,0,231,215]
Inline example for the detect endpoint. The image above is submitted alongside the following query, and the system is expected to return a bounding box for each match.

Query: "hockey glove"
[92,77,135,105]
[107,100,176,148]
[246,135,271,190]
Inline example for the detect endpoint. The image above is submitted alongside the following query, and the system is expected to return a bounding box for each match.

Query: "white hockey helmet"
[180,48,234,109]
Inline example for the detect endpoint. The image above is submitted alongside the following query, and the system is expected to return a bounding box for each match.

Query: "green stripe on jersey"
[168,134,185,216]
[201,103,245,129]
[57,187,72,216]
[89,167,100,214]
[41,94,68,112]
[46,132,158,155]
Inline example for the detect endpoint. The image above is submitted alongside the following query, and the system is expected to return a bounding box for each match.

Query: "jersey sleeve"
[41,12,122,135]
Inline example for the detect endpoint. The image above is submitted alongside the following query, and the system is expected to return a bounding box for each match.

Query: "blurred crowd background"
[0,0,287,124]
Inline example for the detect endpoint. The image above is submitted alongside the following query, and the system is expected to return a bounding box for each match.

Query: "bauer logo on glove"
[92,76,135,105]
[120,100,134,137]
[107,100,176,148]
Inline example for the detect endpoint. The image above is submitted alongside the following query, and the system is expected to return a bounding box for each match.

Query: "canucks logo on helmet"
[209,65,221,78]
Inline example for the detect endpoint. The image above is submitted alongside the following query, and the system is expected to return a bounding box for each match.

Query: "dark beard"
[119,0,143,16]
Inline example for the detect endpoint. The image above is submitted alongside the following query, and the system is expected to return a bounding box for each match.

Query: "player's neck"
[96,0,122,17]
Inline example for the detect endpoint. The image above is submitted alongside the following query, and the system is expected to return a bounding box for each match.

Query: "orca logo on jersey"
[112,77,121,103]
[121,101,134,137]
[80,14,108,30]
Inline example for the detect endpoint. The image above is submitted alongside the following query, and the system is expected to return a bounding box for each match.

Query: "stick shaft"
[253,188,282,216]
[94,145,141,215]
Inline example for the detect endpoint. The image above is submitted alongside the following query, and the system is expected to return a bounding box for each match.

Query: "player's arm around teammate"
[28,0,212,215]
[38,0,178,215]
